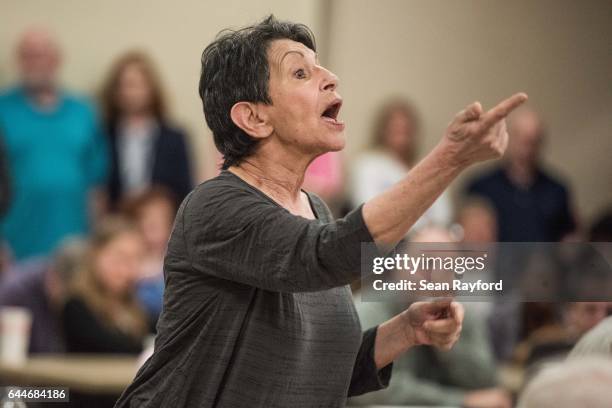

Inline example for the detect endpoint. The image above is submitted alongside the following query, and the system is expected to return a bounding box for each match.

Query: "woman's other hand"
[402,299,464,350]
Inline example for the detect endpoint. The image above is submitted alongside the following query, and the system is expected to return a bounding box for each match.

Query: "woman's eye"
[294,68,306,79]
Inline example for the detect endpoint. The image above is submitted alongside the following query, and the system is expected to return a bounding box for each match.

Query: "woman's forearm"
[362,93,527,249]
[362,142,465,248]
[373,312,416,369]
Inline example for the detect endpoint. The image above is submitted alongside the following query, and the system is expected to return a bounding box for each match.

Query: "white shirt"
[350,149,452,232]
[118,120,157,196]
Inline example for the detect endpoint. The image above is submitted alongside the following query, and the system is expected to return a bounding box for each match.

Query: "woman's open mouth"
[321,98,345,130]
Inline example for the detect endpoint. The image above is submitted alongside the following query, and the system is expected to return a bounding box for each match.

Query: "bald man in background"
[466,108,576,242]
[0,29,108,260]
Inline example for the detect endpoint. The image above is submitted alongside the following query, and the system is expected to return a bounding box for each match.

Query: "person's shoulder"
[0,261,46,305]
[61,91,97,117]
[183,171,269,216]
[537,167,571,195]
[156,122,189,152]
[0,86,19,101]
[61,296,100,333]
[304,191,334,222]
[158,122,187,139]
[0,86,23,110]
[4,257,49,283]
[178,172,281,238]
[190,171,250,196]
[62,295,92,316]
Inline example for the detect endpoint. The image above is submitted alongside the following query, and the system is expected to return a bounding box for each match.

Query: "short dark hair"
[199,15,316,169]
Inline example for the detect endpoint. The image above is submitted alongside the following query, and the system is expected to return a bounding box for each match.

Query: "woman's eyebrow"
[279,50,305,67]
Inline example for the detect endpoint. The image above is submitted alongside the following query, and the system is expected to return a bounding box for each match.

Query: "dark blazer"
[107,122,194,209]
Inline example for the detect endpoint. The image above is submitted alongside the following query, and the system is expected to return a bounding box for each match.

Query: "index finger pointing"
[482,92,528,129]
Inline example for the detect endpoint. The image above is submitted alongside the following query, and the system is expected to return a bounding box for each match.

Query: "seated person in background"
[101,51,193,210]
[350,227,511,408]
[506,207,612,366]
[455,198,498,243]
[515,301,609,369]
[466,107,576,242]
[517,358,612,408]
[62,216,149,353]
[350,98,451,231]
[120,187,176,323]
[0,239,86,353]
[568,315,612,359]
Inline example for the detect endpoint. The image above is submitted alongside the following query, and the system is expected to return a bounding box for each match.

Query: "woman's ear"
[230,102,273,140]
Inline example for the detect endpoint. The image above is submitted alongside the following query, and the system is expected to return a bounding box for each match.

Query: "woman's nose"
[320,69,339,92]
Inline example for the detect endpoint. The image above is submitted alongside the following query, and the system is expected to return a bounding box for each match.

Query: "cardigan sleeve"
[182,178,376,293]
[347,326,393,397]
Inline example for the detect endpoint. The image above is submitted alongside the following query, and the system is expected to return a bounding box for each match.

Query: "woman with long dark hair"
[100,51,193,210]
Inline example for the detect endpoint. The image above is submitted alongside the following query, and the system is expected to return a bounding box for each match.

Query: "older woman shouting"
[116,15,526,408]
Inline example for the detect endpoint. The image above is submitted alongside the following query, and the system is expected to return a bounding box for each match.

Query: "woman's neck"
[228,152,312,210]
[122,112,154,127]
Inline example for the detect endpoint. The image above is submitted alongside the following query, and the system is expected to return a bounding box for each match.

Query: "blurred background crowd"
[0,1,611,407]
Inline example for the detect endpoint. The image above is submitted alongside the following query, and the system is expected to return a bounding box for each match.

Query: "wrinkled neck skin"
[228,143,318,213]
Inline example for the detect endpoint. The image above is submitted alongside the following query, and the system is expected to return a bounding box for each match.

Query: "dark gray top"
[115,170,391,408]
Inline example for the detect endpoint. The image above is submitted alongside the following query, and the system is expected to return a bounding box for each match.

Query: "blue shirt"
[0,86,108,260]
[136,275,165,323]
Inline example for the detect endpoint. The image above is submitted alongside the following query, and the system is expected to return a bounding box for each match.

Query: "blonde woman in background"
[121,187,177,323]
[62,216,150,354]
[350,99,452,231]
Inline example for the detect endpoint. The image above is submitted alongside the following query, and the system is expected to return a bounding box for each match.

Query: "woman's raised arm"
[363,93,527,248]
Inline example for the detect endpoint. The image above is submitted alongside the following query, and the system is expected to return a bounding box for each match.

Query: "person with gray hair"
[517,357,612,408]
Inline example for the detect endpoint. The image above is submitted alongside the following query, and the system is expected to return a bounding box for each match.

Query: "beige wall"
[1,0,610,222]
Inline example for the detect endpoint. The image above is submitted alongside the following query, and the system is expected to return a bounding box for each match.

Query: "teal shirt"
[0,86,108,260]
